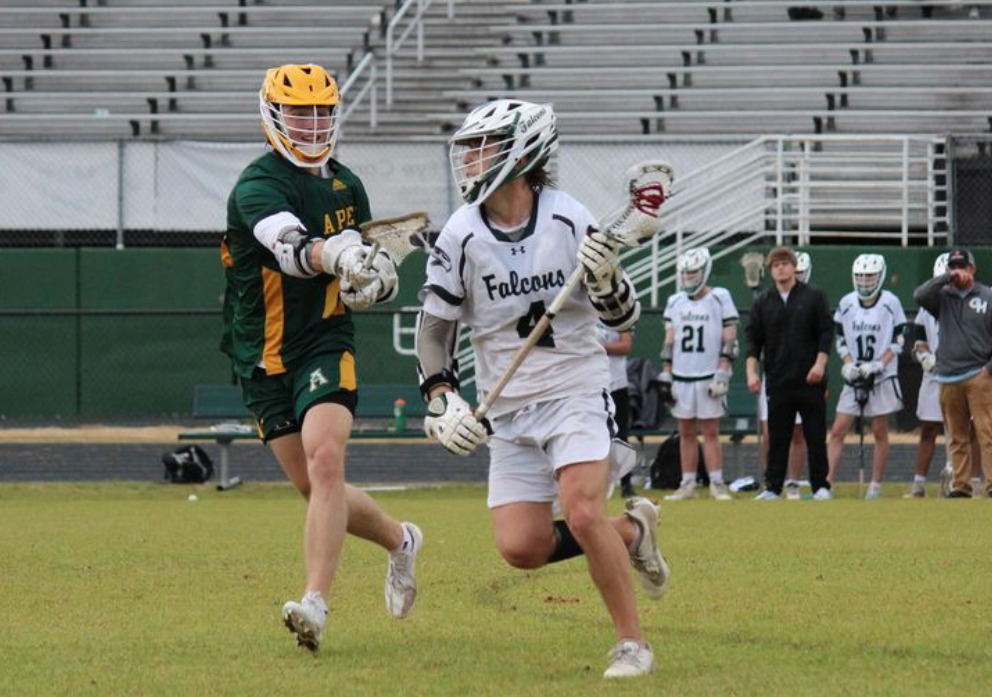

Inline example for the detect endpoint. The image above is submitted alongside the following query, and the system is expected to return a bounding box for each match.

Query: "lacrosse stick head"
[741,252,765,289]
[359,211,433,265]
[599,161,675,246]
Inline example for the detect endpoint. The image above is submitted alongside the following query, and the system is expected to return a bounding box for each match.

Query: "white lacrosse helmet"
[852,253,886,303]
[933,252,950,277]
[448,99,559,206]
[796,251,812,283]
[677,247,712,296]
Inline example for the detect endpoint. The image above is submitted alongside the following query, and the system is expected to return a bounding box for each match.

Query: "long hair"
[525,166,556,192]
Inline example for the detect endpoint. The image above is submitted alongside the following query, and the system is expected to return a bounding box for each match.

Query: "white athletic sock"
[680,472,696,486]
[392,524,414,554]
[914,474,927,484]
[303,590,328,616]
[709,470,724,485]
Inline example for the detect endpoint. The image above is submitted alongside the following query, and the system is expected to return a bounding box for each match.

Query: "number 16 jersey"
[421,188,609,419]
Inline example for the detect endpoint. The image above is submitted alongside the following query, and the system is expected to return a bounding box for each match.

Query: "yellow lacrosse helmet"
[259,64,341,169]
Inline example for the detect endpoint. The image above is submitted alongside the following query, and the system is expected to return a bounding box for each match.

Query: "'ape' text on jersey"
[421,188,609,419]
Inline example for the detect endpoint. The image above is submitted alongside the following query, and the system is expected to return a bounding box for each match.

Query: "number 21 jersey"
[664,288,738,378]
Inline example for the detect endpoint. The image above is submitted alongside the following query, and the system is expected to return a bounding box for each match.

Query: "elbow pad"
[720,337,740,362]
[253,212,318,278]
[416,311,461,400]
[588,270,640,331]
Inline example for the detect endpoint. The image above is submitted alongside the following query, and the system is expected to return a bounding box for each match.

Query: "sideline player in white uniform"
[827,254,907,498]
[759,251,811,499]
[660,248,739,501]
[414,100,668,678]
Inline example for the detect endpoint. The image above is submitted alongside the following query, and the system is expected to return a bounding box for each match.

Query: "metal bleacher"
[435,0,992,136]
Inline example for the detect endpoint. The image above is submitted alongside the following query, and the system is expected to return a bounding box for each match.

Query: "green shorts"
[240,350,358,443]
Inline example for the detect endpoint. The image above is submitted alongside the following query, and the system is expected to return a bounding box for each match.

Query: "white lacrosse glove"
[339,278,378,311]
[577,229,620,291]
[841,362,861,384]
[918,351,936,373]
[320,229,377,288]
[369,248,398,299]
[861,360,885,378]
[339,250,398,311]
[707,369,732,398]
[424,392,487,456]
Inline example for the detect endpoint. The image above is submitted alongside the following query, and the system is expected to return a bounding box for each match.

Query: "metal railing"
[386,0,455,107]
[340,51,377,131]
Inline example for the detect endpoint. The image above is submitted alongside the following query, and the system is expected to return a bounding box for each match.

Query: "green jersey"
[224,151,372,378]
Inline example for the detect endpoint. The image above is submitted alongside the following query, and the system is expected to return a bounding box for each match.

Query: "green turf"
[1,483,990,697]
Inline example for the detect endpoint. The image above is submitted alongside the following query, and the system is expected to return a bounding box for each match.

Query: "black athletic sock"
[547,520,585,563]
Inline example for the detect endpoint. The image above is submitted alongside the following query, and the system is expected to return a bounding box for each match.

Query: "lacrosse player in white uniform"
[414,100,668,679]
[758,251,811,499]
[827,254,907,498]
[660,248,739,501]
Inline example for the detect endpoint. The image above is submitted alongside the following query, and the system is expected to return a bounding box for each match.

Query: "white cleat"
[282,592,327,652]
[784,481,802,500]
[604,640,654,678]
[709,481,733,501]
[624,497,671,600]
[754,489,781,501]
[939,466,953,498]
[903,482,926,499]
[664,482,697,501]
[385,522,422,619]
[812,488,833,501]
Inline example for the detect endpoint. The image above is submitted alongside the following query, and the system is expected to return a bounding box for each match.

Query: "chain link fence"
[949,135,992,246]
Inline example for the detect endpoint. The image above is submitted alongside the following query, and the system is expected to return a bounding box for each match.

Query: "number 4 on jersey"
[516,300,556,348]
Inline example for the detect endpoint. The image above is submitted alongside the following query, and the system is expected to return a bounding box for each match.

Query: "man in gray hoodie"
[913,248,992,497]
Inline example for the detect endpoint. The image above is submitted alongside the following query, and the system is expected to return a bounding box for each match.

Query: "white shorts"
[671,378,726,420]
[916,373,943,423]
[836,377,903,418]
[758,380,802,424]
[487,391,621,509]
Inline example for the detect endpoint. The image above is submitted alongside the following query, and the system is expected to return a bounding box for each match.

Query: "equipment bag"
[649,434,708,490]
[162,445,214,484]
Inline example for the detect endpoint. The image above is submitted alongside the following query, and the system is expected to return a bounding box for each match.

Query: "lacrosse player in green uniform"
[223,64,422,652]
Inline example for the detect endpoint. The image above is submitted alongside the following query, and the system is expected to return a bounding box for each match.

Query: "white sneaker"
[664,481,697,500]
[903,482,926,499]
[604,640,654,678]
[971,478,984,498]
[784,481,801,500]
[813,488,833,501]
[865,484,882,500]
[940,466,953,498]
[385,522,422,619]
[709,481,733,501]
[624,497,671,600]
[754,490,780,501]
[282,592,327,652]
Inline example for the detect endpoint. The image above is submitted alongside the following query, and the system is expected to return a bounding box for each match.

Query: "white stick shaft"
[363,242,380,269]
[474,266,584,421]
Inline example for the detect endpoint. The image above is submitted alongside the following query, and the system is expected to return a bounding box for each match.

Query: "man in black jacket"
[745,246,834,499]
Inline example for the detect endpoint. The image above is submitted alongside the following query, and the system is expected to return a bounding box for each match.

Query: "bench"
[177,383,442,490]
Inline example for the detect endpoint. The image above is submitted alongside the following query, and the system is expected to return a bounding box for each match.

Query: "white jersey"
[914,307,940,354]
[421,188,609,419]
[833,289,907,381]
[599,324,629,392]
[663,287,739,378]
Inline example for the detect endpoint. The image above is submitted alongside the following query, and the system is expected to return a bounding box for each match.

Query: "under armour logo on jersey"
[510,245,526,255]
[969,297,989,314]
[309,368,329,392]
[332,178,347,191]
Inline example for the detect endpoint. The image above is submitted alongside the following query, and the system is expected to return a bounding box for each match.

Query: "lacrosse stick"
[359,211,433,268]
[741,251,765,474]
[852,373,874,497]
[474,161,675,421]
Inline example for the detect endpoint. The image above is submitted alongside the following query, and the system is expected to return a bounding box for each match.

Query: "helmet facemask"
[449,130,516,205]
[851,254,886,303]
[258,64,340,169]
[796,252,812,283]
[677,248,712,297]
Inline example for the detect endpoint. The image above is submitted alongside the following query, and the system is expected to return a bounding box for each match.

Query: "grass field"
[1,482,991,697]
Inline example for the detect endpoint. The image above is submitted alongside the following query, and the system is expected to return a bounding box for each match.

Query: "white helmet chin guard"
[677,247,712,296]
[449,99,558,206]
[796,251,812,283]
[852,253,886,303]
[933,252,950,277]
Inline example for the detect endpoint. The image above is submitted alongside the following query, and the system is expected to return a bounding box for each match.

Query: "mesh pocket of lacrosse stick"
[599,161,674,246]
[359,211,433,266]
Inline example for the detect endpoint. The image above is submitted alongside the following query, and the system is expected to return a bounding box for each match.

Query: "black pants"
[766,382,829,493]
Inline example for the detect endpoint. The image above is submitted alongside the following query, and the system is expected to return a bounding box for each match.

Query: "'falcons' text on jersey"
[421,188,610,419]
[834,289,907,380]
[663,287,739,378]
